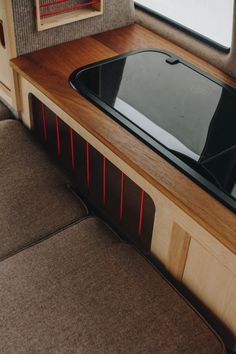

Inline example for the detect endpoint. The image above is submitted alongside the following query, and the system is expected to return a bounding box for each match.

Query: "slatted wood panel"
[30,94,155,253]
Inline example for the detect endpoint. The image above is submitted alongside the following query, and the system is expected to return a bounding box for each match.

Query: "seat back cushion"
[0,120,87,260]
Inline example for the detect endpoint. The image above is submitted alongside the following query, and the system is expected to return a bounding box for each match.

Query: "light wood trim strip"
[4,0,16,58]
[168,222,191,280]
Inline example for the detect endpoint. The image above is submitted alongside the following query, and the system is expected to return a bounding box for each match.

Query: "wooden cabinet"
[12,25,236,350]
[151,202,236,350]
[35,0,104,31]
[183,239,236,345]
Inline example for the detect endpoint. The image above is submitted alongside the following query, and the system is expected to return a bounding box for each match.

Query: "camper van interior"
[0,1,235,353]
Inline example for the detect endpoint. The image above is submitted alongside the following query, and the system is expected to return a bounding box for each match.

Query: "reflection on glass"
[77,51,236,200]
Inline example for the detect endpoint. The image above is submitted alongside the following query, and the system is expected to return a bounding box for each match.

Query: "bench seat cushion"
[0,120,87,260]
[0,217,225,353]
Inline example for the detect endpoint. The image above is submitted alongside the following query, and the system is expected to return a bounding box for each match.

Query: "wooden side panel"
[168,223,191,280]
[183,239,236,347]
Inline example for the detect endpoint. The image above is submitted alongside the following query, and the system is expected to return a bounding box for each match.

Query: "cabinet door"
[183,239,236,349]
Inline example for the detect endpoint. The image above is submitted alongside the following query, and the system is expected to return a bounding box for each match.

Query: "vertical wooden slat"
[168,223,191,280]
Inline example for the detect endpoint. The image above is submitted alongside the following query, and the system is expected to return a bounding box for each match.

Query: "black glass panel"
[70,50,236,211]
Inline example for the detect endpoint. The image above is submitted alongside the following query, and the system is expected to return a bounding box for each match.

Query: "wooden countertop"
[11,24,236,254]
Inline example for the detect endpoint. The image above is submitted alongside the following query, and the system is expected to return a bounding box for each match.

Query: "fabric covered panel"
[12,0,134,56]
[0,217,225,353]
[0,120,87,260]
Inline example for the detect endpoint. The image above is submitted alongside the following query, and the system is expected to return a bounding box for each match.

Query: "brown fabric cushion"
[0,217,225,354]
[0,120,87,260]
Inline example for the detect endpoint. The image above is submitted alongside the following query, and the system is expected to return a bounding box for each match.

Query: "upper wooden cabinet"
[34,0,104,31]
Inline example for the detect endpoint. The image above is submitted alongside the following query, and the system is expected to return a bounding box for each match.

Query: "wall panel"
[12,0,134,56]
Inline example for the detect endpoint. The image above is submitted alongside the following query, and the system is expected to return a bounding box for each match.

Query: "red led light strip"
[119,172,125,223]
[55,115,61,156]
[39,1,100,18]
[41,103,47,141]
[103,157,106,206]
[138,190,145,239]
[39,0,70,8]
[86,142,90,190]
[70,127,75,169]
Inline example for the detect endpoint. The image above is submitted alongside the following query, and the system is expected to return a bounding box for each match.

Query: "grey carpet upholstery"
[0,101,13,121]
[12,0,134,56]
[0,217,225,354]
[0,120,87,260]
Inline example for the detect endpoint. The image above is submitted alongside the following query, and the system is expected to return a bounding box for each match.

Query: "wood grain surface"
[11,24,236,254]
